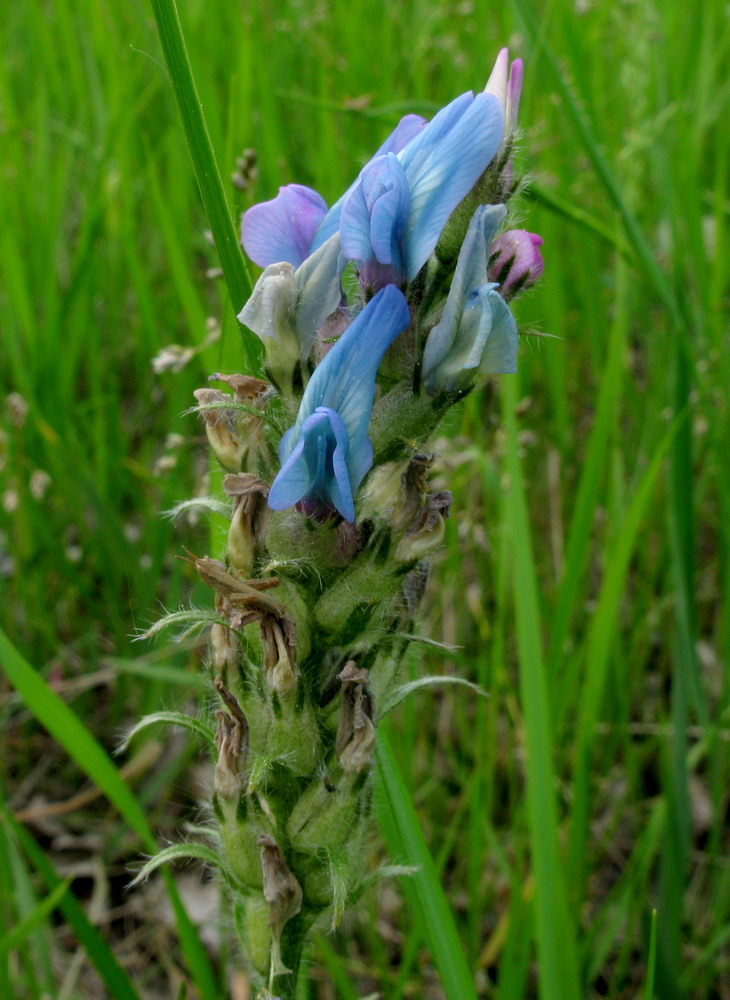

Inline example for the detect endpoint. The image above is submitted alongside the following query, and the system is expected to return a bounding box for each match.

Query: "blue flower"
[421,205,518,396]
[268,285,410,522]
[339,89,504,283]
[240,116,426,269]
[310,113,427,252]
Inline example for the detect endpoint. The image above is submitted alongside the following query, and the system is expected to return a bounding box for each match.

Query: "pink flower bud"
[488,229,544,296]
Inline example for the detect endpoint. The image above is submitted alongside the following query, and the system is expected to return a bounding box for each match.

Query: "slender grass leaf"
[645,909,658,1000]
[375,730,478,1000]
[527,182,635,261]
[0,877,70,956]
[508,0,681,323]
[1,810,144,1000]
[0,629,222,1000]
[567,413,683,882]
[501,374,581,1000]
[147,0,263,374]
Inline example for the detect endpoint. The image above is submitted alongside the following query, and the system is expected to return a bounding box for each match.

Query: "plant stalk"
[148,0,263,375]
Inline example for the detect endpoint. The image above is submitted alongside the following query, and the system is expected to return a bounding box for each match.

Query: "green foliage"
[1,0,728,996]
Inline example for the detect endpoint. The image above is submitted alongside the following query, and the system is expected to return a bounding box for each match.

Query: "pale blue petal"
[421,206,506,380]
[341,154,409,271]
[397,92,476,174]
[321,408,355,522]
[268,420,319,510]
[340,153,410,267]
[310,203,343,253]
[270,286,409,520]
[278,424,298,463]
[478,289,518,374]
[241,185,328,268]
[300,285,410,444]
[294,234,344,358]
[338,181,375,264]
[269,408,356,521]
[451,204,507,294]
[367,155,410,269]
[459,288,496,372]
[403,94,504,278]
[422,287,492,394]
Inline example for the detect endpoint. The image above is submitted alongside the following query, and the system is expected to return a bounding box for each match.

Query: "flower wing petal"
[242,185,328,268]
[422,206,506,384]
[294,234,344,358]
[268,431,314,510]
[478,289,518,374]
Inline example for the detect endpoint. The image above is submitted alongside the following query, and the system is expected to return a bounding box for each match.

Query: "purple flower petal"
[241,184,328,268]
[488,229,544,294]
[374,113,428,156]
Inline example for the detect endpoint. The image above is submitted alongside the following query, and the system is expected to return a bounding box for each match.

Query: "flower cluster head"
[235,48,540,525]
[178,47,544,985]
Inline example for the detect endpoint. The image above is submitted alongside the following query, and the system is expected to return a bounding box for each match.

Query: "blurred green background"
[1,0,728,996]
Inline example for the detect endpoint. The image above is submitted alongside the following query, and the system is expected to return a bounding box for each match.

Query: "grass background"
[1,0,729,997]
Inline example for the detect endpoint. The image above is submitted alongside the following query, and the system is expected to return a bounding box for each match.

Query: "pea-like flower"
[339,89,504,283]
[421,204,517,396]
[268,285,410,522]
[241,116,426,269]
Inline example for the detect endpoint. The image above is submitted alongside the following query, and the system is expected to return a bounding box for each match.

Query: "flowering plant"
[138,47,542,998]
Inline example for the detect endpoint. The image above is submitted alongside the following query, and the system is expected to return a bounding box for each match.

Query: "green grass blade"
[547,254,629,700]
[567,413,683,887]
[147,0,263,375]
[1,809,144,1000]
[645,909,658,1000]
[375,730,478,1000]
[0,629,221,1000]
[501,374,581,1000]
[527,182,635,262]
[508,0,681,324]
[0,877,70,956]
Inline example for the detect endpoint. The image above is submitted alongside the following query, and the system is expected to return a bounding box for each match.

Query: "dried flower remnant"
[214,678,249,800]
[335,662,376,774]
[257,835,303,976]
